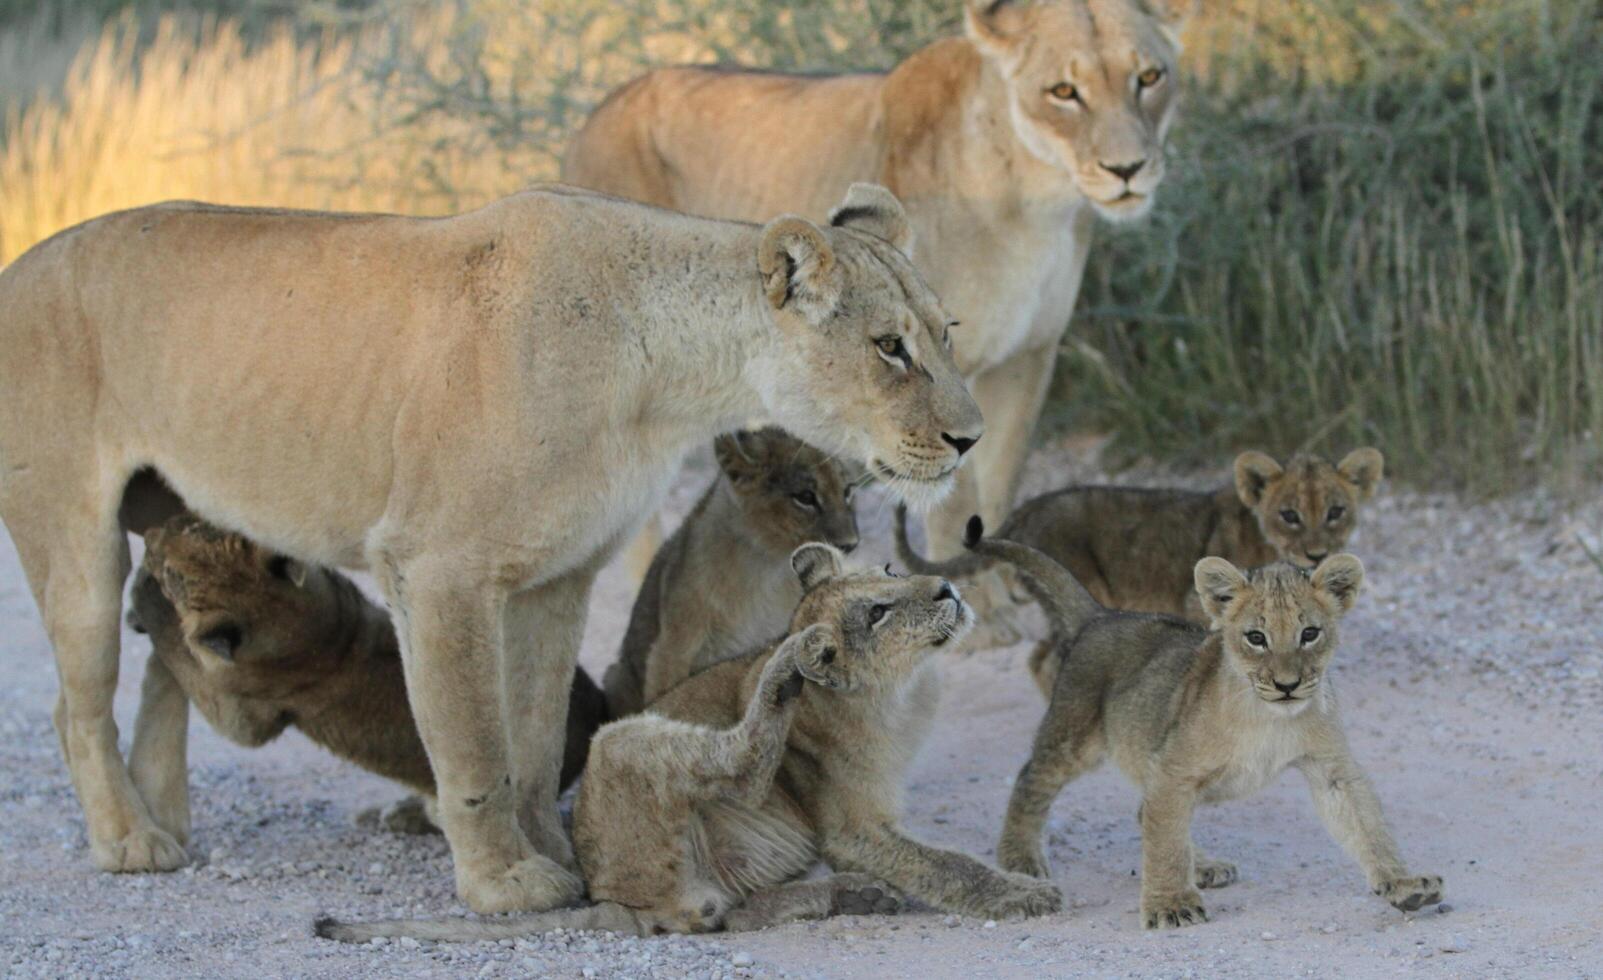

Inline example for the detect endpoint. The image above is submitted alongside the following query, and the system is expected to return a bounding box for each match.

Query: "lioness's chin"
[872,465,955,514]
[1089,191,1157,224]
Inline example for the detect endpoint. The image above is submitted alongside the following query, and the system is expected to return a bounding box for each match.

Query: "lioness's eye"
[1137,67,1164,88]
[1245,630,1267,648]
[1280,509,1302,526]
[1301,627,1321,644]
[1046,82,1080,103]
[1327,505,1346,522]
[875,336,908,364]
[869,604,890,627]
[792,490,819,511]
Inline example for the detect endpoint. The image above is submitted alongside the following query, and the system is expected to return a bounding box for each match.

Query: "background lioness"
[127,515,610,841]
[319,543,1060,942]
[603,427,861,716]
[565,0,1191,571]
[962,520,1442,929]
[0,179,981,916]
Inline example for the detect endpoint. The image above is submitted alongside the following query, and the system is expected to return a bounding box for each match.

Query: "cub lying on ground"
[128,515,610,837]
[603,427,860,716]
[896,447,1383,673]
[951,517,1440,929]
[318,544,1061,941]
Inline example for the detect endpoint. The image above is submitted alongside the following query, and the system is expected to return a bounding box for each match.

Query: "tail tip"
[963,515,984,549]
[312,916,357,943]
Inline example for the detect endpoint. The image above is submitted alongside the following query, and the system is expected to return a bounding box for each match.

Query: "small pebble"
[731,951,754,966]
[983,920,998,929]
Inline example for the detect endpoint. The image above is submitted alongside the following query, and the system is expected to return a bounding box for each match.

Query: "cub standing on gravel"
[317,544,1061,942]
[126,514,611,839]
[0,179,982,917]
[946,519,1442,929]
[603,427,860,716]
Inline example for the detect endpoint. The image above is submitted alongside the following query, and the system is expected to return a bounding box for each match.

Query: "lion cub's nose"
[1306,551,1328,563]
[1273,678,1301,696]
[942,432,979,457]
[934,582,957,604]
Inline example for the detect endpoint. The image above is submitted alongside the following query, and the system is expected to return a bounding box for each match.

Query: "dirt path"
[3,440,1600,978]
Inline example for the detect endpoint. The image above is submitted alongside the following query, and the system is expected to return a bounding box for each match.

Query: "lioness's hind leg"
[722,874,903,932]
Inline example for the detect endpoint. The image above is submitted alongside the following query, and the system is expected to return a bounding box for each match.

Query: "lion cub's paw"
[996,837,1053,880]
[985,873,1063,919]
[93,824,188,873]
[1377,874,1443,912]
[457,853,585,915]
[1142,890,1208,930]
[790,624,845,693]
[1193,856,1238,889]
[830,874,904,917]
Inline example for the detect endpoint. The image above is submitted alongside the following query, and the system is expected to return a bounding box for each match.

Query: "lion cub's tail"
[892,505,992,579]
[961,516,1101,640]
[314,901,652,944]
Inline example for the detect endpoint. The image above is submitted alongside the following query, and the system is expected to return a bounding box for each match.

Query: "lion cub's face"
[143,516,336,675]
[714,428,860,555]
[966,0,1189,221]
[1195,555,1365,715]
[783,543,973,693]
[756,185,983,513]
[1235,448,1384,569]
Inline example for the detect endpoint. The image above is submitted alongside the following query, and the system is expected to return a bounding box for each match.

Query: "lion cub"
[954,519,1441,929]
[603,426,860,715]
[318,544,1061,942]
[129,515,609,834]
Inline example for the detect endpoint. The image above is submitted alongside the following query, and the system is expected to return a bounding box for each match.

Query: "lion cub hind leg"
[996,683,1106,880]
[1191,847,1238,890]
[722,874,903,933]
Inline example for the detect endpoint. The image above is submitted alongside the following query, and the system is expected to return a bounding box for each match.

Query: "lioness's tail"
[961,516,1101,640]
[892,505,992,579]
[314,902,652,944]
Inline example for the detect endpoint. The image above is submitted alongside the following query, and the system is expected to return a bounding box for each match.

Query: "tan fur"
[964,524,1441,929]
[0,181,980,912]
[566,0,1191,577]
[603,427,860,716]
[124,514,610,839]
[316,545,1061,943]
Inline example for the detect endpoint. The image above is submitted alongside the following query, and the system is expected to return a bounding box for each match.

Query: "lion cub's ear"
[1311,554,1364,612]
[1194,556,1248,626]
[829,183,914,257]
[758,216,840,321]
[1234,451,1284,508]
[713,430,767,486]
[1337,447,1385,501]
[791,542,845,592]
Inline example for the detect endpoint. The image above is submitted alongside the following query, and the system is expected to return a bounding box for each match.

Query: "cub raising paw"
[952,517,1440,930]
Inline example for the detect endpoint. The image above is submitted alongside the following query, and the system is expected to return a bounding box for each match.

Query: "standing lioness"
[567,0,1191,566]
[0,182,981,916]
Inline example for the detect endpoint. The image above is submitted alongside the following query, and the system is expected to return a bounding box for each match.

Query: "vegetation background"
[1,0,1597,496]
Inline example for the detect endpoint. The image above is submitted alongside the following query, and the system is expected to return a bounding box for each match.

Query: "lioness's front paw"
[457,853,584,915]
[1142,890,1208,930]
[1377,874,1443,912]
[981,873,1062,919]
[92,824,188,873]
[1194,856,1237,889]
[996,836,1053,879]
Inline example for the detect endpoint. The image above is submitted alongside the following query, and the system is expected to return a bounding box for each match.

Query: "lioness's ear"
[791,542,845,591]
[1194,556,1248,625]
[965,0,1027,53]
[1142,0,1198,48]
[1311,554,1364,612]
[829,183,914,257]
[758,216,839,320]
[1337,447,1385,501]
[1234,451,1284,508]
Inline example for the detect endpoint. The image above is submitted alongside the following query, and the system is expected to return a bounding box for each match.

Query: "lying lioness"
[958,518,1442,930]
[0,179,981,913]
[317,544,1061,942]
[603,426,861,716]
[126,515,611,839]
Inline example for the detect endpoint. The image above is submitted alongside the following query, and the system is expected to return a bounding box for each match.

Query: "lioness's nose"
[942,432,979,457]
[1101,159,1146,182]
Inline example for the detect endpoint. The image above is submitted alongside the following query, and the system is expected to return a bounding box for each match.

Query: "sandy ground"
[2,438,1601,979]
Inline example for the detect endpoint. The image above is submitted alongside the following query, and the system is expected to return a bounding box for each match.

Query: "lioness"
[959,519,1442,929]
[125,515,610,842]
[316,544,1061,942]
[895,447,1384,678]
[0,180,981,915]
[566,0,1191,569]
[603,426,861,716]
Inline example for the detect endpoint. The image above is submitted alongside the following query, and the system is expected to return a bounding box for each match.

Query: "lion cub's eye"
[869,604,890,627]
[875,336,909,365]
[1137,67,1165,89]
[791,490,820,511]
[1046,82,1080,103]
[267,556,293,581]
[1326,505,1346,522]
[1280,509,1302,526]
[1301,626,1322,645]
[1245,630,1268,648]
